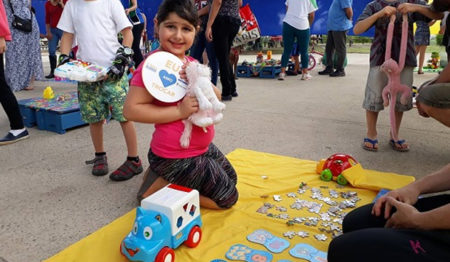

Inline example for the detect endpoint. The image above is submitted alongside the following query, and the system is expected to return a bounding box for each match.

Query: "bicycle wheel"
[308,55,316,71]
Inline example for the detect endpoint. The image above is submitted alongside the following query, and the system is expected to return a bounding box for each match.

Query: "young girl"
[123,0,238,210]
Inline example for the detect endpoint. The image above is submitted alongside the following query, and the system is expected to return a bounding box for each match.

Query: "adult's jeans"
[190,29,219,85]
[212,15,240,97]
[48,27,63,56]
[131,22,145,67]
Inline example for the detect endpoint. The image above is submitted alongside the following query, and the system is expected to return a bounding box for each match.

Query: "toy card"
[247,229,290,253]
[226,244,273,262]
[289,243,327,262]
[141,51,187,103]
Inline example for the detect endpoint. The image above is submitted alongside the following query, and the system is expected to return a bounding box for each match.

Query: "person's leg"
[418,45,426,74]
[226,21,240,96]
[78,81,109,175]
[212,16,239,98]
[106,74,142,180]
[320,30,334,74]
[46,28,59,79]
[279,22,295,78]
[330,30,347,76]
[190,30,206,63]
[417,82,450,127]
[297,28,310,78]
[131,23,145,67]
[205,34,219,85]
[0,54,28,145]
[0,54,24,130]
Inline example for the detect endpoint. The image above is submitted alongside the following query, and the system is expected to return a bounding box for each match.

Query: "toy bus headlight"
[143,226,153,240]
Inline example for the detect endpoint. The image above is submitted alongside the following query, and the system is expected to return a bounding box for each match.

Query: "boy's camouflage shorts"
[77,74,129,123]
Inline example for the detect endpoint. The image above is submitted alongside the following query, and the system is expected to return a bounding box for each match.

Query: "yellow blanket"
[46,149,392,262]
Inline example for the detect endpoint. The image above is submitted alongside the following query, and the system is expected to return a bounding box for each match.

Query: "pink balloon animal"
[381,14,411,142]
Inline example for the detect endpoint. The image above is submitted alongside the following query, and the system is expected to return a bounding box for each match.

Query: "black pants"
[328,194,450,262]
[0,54,24,130]
[131,23,145,67]
[212,15,240,97]
[324,30,347,71]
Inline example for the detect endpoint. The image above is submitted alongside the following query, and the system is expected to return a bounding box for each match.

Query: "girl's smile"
[158,13,196,59]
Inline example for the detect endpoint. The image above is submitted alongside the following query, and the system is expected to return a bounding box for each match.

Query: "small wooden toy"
[120,184,202,262]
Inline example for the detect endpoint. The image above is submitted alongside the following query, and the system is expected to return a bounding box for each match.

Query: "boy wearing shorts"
[354,0,431,152]
[57,0,143,181]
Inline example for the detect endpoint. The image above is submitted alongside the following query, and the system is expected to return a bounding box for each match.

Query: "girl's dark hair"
[431,0,450,12]
[156,0,199,27]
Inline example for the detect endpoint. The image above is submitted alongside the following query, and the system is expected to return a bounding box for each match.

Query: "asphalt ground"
[0,53,449,262]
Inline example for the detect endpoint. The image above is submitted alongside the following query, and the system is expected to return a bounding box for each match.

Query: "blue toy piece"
[121,184,203,262]
[226,244,273,262]
[247,229,290,253]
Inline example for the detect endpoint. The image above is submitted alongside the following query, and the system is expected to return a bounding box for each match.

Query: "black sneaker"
[318,67,334,75]
[231,91,238,97]
[222,95,232,101]
[0,130,29,145]
[110,159,144,181]
[330,70,346,77]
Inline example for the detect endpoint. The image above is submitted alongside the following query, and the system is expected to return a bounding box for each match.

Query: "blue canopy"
[32,0,374,39]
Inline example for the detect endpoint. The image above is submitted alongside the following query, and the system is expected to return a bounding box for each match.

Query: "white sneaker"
[301,73,312,80]
[278,72,286,80]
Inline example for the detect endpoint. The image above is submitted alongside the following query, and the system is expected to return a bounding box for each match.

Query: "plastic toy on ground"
[120,184,202,262]
[43,86,54,100]
[316,153,358,186]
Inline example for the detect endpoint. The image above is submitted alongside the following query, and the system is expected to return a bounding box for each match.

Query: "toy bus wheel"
[337,174,348,186]
[155,247,175,262]
[320,169,333,181]
[185,225,202,248]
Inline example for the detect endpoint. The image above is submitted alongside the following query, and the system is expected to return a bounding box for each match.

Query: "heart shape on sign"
[159,70,177,88]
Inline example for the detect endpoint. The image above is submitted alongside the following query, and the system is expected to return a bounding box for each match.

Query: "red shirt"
[0,0,11,41]
[45,0,68,28]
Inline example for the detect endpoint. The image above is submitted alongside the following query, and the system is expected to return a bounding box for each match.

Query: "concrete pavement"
[0,53,449,262]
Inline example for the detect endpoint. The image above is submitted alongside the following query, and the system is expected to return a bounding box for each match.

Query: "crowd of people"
[0,0,449,259]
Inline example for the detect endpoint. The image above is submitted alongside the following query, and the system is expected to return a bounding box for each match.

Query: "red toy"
[316,154,358,185]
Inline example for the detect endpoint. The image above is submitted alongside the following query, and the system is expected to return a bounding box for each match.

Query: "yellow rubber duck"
[43,86,54,100]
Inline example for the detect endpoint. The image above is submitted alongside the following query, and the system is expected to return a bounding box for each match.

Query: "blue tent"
[32,0,373,38]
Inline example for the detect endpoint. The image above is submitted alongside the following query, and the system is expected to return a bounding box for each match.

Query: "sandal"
[86,155,109,176]
[362,137,378,152]
[389,139,410,152]
[109,159,143,181]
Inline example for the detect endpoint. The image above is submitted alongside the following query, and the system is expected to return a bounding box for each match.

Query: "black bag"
[12,15,32,33]
[8,1,32,33]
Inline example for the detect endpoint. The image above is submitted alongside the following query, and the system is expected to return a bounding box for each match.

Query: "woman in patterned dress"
[3,0,43,91]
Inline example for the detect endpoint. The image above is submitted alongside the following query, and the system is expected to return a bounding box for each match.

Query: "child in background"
[57,0,143,181]
[354,0,432,152]
[123,0,238,209]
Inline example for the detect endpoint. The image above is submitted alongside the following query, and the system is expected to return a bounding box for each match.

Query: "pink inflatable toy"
[381,14,411,142]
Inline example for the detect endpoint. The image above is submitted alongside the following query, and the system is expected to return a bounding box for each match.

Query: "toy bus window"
[155,215,162,222]
[183,203,188,212]
[189,205,196,216]
[177,216,183,228]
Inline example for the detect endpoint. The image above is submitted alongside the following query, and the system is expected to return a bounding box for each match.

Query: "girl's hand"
[205,26,213,42]
[378,6,397,18]
[179,61,189,82]
[178,95,199,119]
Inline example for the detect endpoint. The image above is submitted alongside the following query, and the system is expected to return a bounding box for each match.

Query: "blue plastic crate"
[17,91,87,134]
[236,65,252,77]
[259,66,281,79]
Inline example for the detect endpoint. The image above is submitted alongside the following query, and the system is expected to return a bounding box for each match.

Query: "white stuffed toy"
[180,62,226,148]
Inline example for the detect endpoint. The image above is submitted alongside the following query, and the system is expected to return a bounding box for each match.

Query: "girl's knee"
[217,188,239,209]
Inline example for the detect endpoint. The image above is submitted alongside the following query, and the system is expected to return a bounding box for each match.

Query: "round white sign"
[141,51,187,103]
